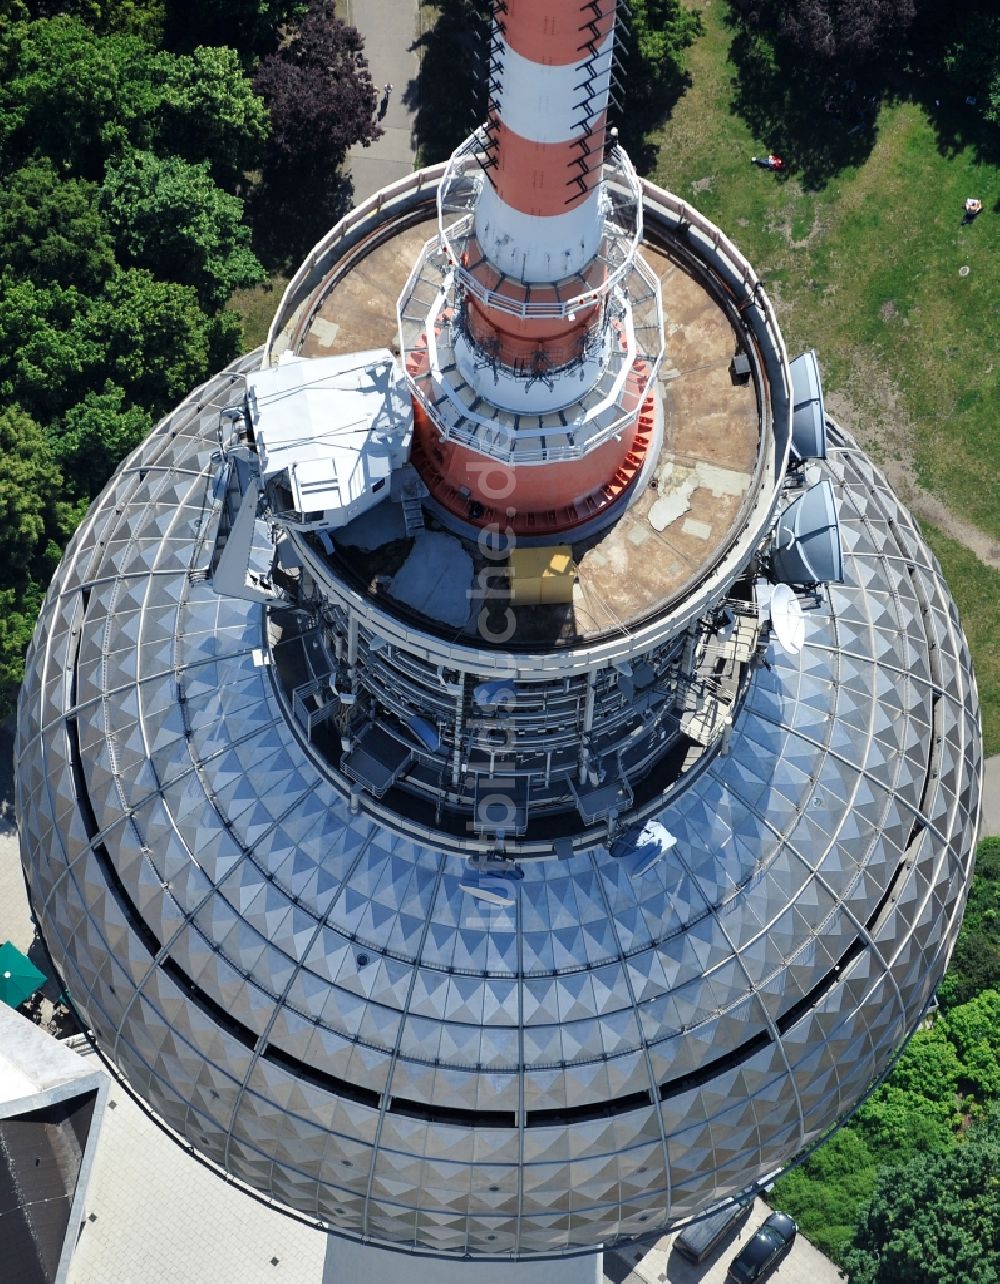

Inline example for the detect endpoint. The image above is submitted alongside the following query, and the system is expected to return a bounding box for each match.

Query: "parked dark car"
[726,1211,797,1282]
[674,1200,753,1264]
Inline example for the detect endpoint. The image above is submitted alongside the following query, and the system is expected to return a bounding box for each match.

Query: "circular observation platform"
[267,174,789,653]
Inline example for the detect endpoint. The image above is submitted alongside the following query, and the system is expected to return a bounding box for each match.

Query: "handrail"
[259,163,792,672]
[402,255,663,465]
[639,178,792,421]
[264,164,449,365]
[436,131,645,321]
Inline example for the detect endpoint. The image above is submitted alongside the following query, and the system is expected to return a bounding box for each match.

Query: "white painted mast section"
[472,21,615,282]
[493,31,615,144]
[473,182,605,283]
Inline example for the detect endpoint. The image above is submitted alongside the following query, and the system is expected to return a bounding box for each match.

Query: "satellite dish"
[771,479,844,585]
[770,584,805,654]
[789,349,827,460]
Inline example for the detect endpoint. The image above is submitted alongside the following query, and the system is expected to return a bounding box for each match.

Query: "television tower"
[15,0,980,1280]
[403,0,661,535]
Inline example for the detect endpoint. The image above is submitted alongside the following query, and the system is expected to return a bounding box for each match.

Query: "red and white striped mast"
[400,0,664,535]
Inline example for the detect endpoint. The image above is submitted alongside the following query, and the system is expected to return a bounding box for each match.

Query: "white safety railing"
[264,164,449,365]
[400,254,664,465]
[436,131,645,321]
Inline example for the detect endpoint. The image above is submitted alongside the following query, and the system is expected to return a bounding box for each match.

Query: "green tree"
[100,150,264,308]
[843,1105,1000,1284]
[0,275,102,421]
[163,0,305,57]
[0,408,83,717]
[768,1125,878,1262]
[888,1025,965,1103]
[0,584,44,716]
[940,989,1000,1104]
[153,45,270,186]
[854,1083,957,1162]
[54,382,152,499]
[0,18,267,184]
[0,159,115,291]
[41,0,164,38]
[939,839,1000,1010]
[629,0,708,105]
[0,406,65,578]
[0,18,160,175]
[852,1028,961,1174]
[91,268,240,415]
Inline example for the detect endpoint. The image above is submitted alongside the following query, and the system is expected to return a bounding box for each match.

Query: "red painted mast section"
[408,0,658,534]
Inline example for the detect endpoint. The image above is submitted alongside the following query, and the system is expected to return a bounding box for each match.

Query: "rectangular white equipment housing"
[246,350,414,530]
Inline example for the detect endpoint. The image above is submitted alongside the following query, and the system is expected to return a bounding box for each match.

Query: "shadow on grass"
[249,169,356,275]
[727,27,890,188]
[727,9,1000,190]
[616,69,695,177]
[918,97,1000,171]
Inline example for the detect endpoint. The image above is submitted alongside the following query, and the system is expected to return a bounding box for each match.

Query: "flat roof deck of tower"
[293,216,765,642]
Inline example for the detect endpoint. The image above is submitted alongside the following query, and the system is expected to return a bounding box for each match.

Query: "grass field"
[923,523,1000,755]
[647,1,999,752]
[649,1,999,543]
[228,276,289,351]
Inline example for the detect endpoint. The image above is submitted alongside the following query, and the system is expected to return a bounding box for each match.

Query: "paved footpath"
[0,719,34,953]
[345,0,420,204]
[981,753,1000,839]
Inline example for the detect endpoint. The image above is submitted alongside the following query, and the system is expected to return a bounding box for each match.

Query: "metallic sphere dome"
[15,168,981,1262]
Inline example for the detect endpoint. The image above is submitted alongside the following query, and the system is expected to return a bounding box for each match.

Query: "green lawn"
[649,1,1000,543]
[648,1,999,752]
[922,523,1000,755]
[228,275,289,351]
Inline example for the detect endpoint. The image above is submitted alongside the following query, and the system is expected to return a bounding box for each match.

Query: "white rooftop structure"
[0,1005,109,1284]
[246,351,413,530]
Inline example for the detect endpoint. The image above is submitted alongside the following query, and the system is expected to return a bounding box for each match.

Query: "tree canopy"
[250,0,381,265]
[94,267,240,414]
[0,406,83,713]
[55,383,153,500]
[0,2,379,713]
[100,150,264,307]
[0,407,66,580]
[843,1105,1000,1284]
[0,17,269,181]
[771,979,1000,1264]
[162,0,305,57]
[0,276,102,422]
[616,0,703,163]
[252,2,380,172]
[0,160,115,292]
[939,839,1000,1009]
[728,0,917,66]
[941,13,1000,125]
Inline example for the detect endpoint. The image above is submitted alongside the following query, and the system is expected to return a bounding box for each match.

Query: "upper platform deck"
[284,209,769,646]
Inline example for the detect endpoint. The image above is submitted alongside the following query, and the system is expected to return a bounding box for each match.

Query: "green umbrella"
[0,940,47,1010]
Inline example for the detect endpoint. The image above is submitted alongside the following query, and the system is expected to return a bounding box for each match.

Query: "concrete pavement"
[67,1046,330,1284]
[346,0,420,203]
[0,718,33,954]
[604,1198,844,1284]
[980,753,1000,839]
